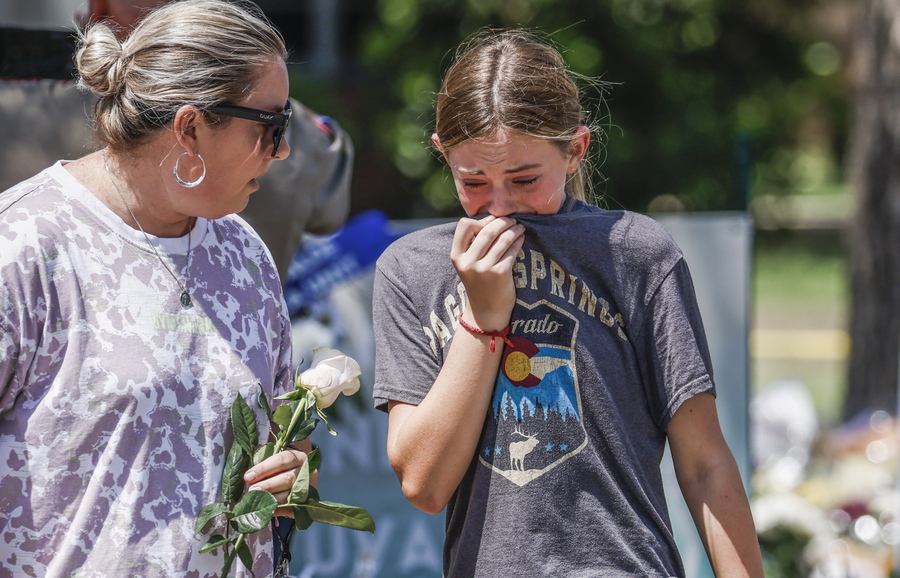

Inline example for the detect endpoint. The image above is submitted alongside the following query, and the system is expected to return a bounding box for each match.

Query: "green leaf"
[288,455,311,504]
[288,418,318,443]
[257,384,273,430]
[221,442,249,503]
[292,506,314,531]
[196,502,230,534]
[252,442,275,467]
[274,388,304,401]
[315,405,338,436]
[307,447,321,473]
[272,401,298,427]
[236,537,255,577]
[199,534,230,553]
[230,490,279,534]
[231,395,258,455]
[304,499,376,534]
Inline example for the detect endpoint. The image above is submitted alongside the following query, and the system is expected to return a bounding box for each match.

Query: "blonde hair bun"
[75,24,126,99]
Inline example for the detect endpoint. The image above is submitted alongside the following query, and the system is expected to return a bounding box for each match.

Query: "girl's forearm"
[386,326,503,514]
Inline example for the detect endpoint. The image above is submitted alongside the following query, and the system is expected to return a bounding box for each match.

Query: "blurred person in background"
[0,0,353,282]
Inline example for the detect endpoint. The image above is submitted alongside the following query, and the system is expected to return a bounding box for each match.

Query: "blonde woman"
[0,1,309,575]
[374,30,763,577]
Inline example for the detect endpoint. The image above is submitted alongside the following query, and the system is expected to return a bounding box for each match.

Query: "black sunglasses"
[207,100,292,157]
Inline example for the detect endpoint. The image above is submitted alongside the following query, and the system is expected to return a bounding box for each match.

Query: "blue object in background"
[284,210,404,317]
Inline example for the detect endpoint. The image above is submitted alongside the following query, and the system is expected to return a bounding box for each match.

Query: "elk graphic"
[508,425,540,471]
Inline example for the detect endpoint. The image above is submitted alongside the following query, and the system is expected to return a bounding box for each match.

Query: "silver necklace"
[102,152,193,308]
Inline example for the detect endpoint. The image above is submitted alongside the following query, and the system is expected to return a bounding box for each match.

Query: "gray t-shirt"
[373,196,715,577]
[0,163,292,577]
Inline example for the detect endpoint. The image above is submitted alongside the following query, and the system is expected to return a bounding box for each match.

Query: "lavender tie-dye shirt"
[0,162,292,577]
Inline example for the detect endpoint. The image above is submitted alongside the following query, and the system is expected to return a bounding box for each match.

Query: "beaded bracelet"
[457,313,515,353]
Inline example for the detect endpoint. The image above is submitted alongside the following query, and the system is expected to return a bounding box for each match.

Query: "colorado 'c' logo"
[502,336,571,389]
[502,336,540,387]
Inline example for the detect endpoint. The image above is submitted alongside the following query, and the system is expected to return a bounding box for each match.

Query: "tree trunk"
[845,0,900,420]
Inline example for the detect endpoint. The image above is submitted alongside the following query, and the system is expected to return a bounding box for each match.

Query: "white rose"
[299,347,362,408]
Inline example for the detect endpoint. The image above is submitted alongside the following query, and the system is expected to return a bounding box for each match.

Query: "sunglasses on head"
[207,100,292,157]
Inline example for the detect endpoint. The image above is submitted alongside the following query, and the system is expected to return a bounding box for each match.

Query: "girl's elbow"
[400,477,450,515]
[387,445,452,514]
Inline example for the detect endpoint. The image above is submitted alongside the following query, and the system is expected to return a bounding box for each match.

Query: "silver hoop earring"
[173,152,206,188]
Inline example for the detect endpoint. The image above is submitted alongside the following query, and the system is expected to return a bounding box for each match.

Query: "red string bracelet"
[457,313,515,353]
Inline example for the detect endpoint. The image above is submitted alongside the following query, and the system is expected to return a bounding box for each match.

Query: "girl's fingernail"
[245,470,258,483]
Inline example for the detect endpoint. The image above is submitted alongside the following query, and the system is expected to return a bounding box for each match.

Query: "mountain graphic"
[493,360,579,421]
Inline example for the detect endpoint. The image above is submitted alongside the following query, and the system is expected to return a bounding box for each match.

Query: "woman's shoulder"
[0,164,67,213]
[197,215,284,301]
[0,164,77,248]
[216,212,263,241]
[211,213,279,267]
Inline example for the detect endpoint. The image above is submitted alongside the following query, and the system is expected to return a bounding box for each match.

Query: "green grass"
[753,230,848,321]
[751,229,849,426]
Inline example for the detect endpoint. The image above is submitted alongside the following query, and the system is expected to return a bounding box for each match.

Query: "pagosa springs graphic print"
[480,300,587,487]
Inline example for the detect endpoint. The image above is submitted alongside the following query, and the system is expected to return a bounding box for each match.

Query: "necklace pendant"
[180,292,192,307]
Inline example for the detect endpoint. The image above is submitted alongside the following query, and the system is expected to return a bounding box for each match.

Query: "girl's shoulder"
[519,201,683,263]
[614,210,682,256]
[377,221,456,263]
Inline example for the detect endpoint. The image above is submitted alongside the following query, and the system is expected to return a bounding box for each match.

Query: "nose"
[274,132,291,160]
[487,190,517,217]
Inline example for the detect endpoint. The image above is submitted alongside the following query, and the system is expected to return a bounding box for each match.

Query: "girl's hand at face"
[451,215,526,330]
[243,448,317,518]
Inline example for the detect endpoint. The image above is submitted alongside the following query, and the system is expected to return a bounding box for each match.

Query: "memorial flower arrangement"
[196,347,375,578]
[752,405,900,577]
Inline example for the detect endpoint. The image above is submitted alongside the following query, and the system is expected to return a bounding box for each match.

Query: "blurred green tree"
[345,0,849,219]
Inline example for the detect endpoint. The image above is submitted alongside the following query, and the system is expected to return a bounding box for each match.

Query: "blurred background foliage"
[286,0,852,221]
